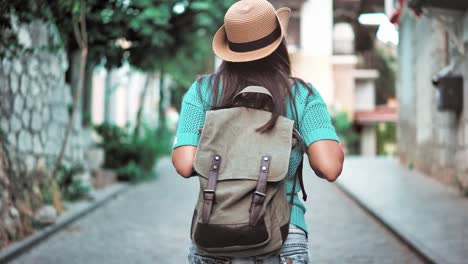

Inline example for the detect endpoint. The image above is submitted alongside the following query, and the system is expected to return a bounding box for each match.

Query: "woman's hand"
[172,146,197,178]
[306,140,344,182]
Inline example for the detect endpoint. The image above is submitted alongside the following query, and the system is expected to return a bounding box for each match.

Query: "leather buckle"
[252,191,266,204]
[203,189,215,200]
[254,191,265,197]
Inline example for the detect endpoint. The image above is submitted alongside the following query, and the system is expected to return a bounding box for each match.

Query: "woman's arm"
[299,85,344,182]
[306,140,344,182]
[172,146,197,178]
[171,78,207,178]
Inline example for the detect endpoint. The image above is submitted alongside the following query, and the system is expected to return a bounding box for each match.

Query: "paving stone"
[0,74,9,93]
[40,127,48,145]
[12,59,23,74]
[47,123,61,141]
[33,134,43,154]
[63,85,73,105]
[34,97,43,111]
[21,110,30,128]
[30,81,40,95]
[52,107,68,123]
[20,75,28,95]
[58,51,68,71]
[17,26,32,48]
[25,96,34,110]
[31,111,42,131]
[18,131,32,152]
[33,205,57,225]
[337,157,468,264]
[45,136,60,156]
[24,155,35,170]
[11,158,424,264]
[9,73,19,93]
[42,106,50,123]
[0,120,9,133]
[27,57,39,78]
[14,96,24,115]
[6,132,16,148]
[0,96,12,116]
[10,116,22,132]
[2,58,12,75]
[49,57,61,78]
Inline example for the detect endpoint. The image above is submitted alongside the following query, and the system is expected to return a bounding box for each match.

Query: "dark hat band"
[227,26,282,53]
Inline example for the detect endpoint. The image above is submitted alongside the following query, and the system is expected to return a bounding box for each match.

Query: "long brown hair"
[197,40,313,132]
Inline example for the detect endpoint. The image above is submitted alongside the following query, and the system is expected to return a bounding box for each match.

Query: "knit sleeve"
[299,87,340,147]
[173,80,207,149]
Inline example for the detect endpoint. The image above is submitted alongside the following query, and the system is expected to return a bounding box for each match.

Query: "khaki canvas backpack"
[190,86,307,257]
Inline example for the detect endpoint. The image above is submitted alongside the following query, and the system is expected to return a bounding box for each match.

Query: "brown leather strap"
[289,168,298,207]
[201,154,222,223]
[249,155,271,226]
[292,129,307,201]
[297,159,307,201]
[293,128,307,152]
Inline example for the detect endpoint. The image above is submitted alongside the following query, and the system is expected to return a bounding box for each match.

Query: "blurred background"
[1,0,468,263]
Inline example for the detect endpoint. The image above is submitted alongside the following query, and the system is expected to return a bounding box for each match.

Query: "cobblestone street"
[11,157,424,264]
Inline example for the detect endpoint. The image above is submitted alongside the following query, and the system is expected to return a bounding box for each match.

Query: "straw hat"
[212,0,291,62]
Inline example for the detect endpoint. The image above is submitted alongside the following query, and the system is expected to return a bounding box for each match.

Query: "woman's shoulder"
[183,74,216,109]
[188,74,214,93]
[290,79,322,106]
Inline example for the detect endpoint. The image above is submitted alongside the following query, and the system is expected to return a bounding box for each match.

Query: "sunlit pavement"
[338,156,468,264]
[11,157,424,264]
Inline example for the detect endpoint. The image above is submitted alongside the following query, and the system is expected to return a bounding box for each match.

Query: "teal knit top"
[173,76,339,234]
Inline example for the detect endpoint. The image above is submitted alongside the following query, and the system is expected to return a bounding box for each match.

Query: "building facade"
[271,0,394,155]
[397,7,468,192]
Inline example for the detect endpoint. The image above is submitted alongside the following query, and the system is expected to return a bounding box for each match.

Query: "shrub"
[332,112,359,155]
[94,122,173,182]
[56,164,92,201]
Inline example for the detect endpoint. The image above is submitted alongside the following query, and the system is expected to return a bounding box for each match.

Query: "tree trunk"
[50,0,88,211]
[158,67,166,134]
[133,74,152,140]
[82,60,94,126]
[104,69,112,122]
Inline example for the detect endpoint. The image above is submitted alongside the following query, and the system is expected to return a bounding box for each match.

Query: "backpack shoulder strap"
[289,158,307,205]
[233,86,272,103]
[293,129,308,202]
[297,159,307,201]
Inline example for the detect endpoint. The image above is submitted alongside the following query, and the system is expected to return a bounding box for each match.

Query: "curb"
[335,182,447,264]
[0,183,131,263]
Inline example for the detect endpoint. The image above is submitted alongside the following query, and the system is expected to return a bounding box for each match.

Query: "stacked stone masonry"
[0,21,85,245]
[397,9,468,193]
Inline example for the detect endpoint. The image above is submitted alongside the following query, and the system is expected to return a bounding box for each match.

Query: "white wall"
[361,126,377,156]
[91,65,160,130]
[294,0,334,104]
[354,79,376,111]
[300,0,332,56]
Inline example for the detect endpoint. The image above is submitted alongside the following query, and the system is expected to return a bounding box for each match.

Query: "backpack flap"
[194,107,294,182]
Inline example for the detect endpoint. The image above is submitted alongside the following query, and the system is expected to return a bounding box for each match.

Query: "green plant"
[376,122,397,156]
[375,47,396,105]
[39,177,55,205]
[55,163,91,201]
[94,122,173,182]
[116,161,147,182]
[332,112,360,155]
[65,174,92,200]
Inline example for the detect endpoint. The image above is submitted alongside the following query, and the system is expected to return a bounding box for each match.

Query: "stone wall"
[397,9,468,193]
[0,21,85,244]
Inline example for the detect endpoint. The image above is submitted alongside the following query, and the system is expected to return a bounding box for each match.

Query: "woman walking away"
[172,0,344,263]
